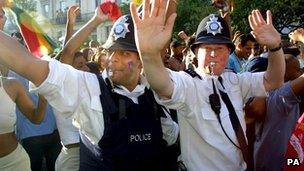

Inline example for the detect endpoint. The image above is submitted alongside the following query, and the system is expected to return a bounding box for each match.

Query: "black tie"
[218,77,251,170]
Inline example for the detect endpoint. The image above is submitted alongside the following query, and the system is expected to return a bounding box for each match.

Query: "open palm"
[130,0,176,56]
[249,10,281,49]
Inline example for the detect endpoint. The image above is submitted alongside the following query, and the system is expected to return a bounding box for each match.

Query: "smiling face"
[196,44,230,75]
[107,50,142,90]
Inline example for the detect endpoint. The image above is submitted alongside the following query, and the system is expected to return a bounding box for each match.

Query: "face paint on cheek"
[128,61,134,71]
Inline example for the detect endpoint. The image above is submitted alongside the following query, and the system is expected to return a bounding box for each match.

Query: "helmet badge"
[113,16,130,40]
[205,14,223,36]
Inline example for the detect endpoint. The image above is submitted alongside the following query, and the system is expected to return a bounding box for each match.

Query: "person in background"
[289,28,304,68]
[289,28,304,45]
[89,40,100,54]
[81,47,94,61]
[0,8,48,171]
[227,33,256,73]
[244,54,304,170]
[178,30,189,43]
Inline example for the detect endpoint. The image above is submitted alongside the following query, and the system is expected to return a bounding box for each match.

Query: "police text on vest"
[130,133,151,142]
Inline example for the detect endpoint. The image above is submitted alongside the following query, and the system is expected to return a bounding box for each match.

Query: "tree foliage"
[174,0,216,37]
[174,0,304,37]
[231,0,304,36]
[14,0,37,12]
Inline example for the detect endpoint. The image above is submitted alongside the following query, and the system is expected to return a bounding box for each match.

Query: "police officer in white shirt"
[0,6,179,171]
[130,0,285,170]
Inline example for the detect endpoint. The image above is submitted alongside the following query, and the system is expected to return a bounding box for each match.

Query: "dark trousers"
[21,130,62,171]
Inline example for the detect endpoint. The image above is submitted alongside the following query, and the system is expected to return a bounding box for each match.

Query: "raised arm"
[0,32,48,85]
[131,0,177,99]
[0,7,48,86]
[63,5,80,46]
[60,7,107,65]
[249,10,284,91]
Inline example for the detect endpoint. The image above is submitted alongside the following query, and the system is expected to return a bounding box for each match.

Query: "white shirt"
[53,109,80,146]
[154,69,267,171]
[30,60,178,146]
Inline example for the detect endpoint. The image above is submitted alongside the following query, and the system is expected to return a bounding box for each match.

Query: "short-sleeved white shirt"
[31,60,178,146]
[154,69,267,171]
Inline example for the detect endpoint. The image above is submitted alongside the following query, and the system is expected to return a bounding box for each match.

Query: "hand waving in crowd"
[249,10,281,50]
[130,0,177,56]
[67,5,80,24]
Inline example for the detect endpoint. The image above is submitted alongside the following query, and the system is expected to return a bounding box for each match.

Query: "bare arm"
[249,10,284,91]
[0,7,48,85]
[291,74,304,96]
[63,5,80,46]
[60,7,107,65]
[131,0,177,99]
[14,80,47,124]
[0,31,49,86]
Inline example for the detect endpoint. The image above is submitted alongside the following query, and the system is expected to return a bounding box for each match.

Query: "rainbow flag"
[10,6,58,58]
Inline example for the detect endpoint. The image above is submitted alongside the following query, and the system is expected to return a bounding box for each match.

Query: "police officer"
[130,0,284,170]
[0,6,179,171]
[78,14,179,171]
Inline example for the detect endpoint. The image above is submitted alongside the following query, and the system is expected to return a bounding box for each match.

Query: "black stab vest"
[79,76,170,171]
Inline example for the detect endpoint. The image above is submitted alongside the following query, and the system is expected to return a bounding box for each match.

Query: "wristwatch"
[269,43,282,52]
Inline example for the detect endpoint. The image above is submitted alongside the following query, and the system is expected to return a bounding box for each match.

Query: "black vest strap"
[184,68,202,79]
[97,76,118,126]
[218,77,250,170]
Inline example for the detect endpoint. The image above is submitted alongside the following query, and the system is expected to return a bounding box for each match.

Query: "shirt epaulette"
[184,68,202,80]
[224,68,237,74]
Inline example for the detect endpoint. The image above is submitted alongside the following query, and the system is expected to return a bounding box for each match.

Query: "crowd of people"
[0,0,304,171]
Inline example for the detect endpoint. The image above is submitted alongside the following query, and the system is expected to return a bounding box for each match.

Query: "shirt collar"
[101,70,148,97]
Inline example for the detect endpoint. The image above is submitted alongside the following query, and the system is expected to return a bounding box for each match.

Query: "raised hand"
[92,6,108,24]
[130,0,177,56]
[249,10,281,49]
[67,5,80,24]
[289,28,304,44]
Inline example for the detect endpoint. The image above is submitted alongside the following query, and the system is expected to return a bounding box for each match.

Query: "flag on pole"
[10,6,58,58]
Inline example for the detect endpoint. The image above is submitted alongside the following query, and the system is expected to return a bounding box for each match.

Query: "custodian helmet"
[191,14,235,53]
[103,14,137,52]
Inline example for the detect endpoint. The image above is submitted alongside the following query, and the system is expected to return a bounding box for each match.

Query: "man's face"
[72,56,90,72]
[196,44,230,76]
[107,50,142,86]
[237,40,255,59]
